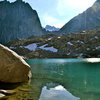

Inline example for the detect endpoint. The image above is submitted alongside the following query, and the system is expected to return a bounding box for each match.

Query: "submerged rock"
[0,44,31,83]
[0,93,6,99]
[0,89,16,95]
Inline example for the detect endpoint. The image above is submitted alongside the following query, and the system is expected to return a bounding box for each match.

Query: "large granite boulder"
[0,44,31,83]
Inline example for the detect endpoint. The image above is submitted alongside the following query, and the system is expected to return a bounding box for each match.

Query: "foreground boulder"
[0,44,31,83]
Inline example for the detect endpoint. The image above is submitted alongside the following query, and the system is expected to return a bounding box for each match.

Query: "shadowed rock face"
[0,44,31,83]
[59,0,100,34]
[0,0,44,43]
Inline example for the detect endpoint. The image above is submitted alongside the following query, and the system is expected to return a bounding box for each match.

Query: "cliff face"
[59,0,100,34]
[0,0,44,43]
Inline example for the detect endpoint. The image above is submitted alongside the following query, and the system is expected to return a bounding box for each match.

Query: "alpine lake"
[1,58,100,100]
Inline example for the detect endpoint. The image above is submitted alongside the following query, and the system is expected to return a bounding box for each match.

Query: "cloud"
[54,22,66,28]
[42,15,59,27]
[42,14,69,28]
[56,0,96,16]
[44,16,59,23]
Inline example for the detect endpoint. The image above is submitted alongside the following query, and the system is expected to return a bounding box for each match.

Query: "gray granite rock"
[0,0,44,43]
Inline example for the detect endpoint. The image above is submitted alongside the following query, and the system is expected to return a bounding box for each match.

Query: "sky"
[0,0,96,28]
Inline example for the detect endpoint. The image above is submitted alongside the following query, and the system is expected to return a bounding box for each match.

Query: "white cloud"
[54,20,69,28]
[56,0,96,16]
[42,14,73,28]
[42,15,61,27]
[44,15,59,23]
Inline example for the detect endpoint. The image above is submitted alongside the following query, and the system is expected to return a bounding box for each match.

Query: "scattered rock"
[5,30,100,58]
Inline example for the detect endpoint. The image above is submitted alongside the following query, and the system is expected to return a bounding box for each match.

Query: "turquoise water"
[3,58,100,100]
[25,59,100,100]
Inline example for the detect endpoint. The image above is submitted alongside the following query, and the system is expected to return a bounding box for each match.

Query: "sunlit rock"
[0,44,31,83]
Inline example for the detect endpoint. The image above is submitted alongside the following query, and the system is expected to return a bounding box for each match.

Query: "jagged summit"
[45,25,60,32]
[0,0,44,43]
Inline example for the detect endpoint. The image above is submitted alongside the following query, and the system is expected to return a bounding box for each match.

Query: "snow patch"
[48,38,52,40]
[86,48,90,51]
[67,42,73,46]
[9,46,16,49]
[90,36,99,41]
[67,53,70,55]
[58,36,61,39]
[77,40,84,44]
[94,36,99,39]
[96,46,100,50]
[22,43,37,51]
[75,53,84,57]
[39,44,58,52]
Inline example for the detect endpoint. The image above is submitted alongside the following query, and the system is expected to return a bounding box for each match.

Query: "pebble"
[0,89,16,95]
[19,88,30,92]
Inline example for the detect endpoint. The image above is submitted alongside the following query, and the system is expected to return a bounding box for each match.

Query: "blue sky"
[1,0,96,28]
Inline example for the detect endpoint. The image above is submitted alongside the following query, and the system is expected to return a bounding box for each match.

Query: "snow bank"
[67,42,73,46]
[23,43,37,51]
[76,40,84,44]
[39,44,58,52]
[96,46,100,50]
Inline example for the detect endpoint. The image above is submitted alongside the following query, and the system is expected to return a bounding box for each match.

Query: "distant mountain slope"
[0,0,45,43]
[45,25,60,32]
[59,0,100,34]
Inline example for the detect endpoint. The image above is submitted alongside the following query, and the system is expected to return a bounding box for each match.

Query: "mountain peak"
[45,25,60,32]
[59,0,100,34]
[0,0,44,43]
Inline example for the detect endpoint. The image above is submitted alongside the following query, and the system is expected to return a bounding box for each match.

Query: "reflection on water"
[1,58,100,100]
[26,58,100,100]
[39,85,80,100]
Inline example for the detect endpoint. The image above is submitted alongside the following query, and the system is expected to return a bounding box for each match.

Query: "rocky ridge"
[59,0,100,34]
[0,0,45,44]
[45,25,60,32]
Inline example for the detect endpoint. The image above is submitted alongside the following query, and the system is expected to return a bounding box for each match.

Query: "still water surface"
[2,58,100,100]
